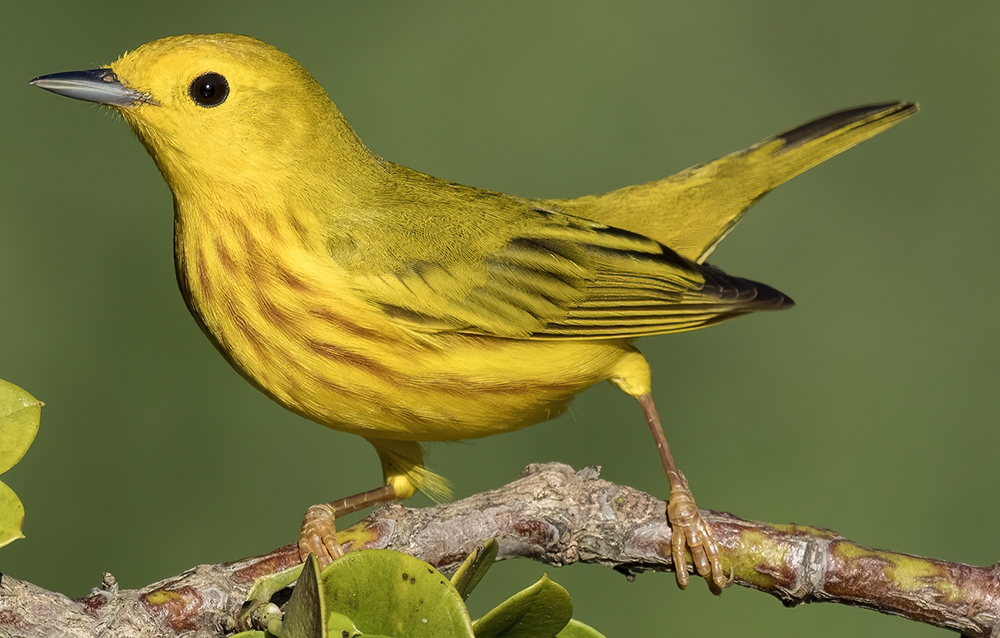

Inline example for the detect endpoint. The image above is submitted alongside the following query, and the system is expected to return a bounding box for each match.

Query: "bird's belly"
[195,293,629,440]
[276,333,631,442]
[176,234,631,443]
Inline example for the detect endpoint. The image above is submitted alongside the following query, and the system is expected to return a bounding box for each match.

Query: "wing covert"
[336,184,790,339]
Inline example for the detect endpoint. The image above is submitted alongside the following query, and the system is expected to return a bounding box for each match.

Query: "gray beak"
[30,69,153,107]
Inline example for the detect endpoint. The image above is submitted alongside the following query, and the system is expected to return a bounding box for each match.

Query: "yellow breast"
[174,198,628,442]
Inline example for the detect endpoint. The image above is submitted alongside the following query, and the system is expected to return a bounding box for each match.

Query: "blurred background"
[2,2,998,636]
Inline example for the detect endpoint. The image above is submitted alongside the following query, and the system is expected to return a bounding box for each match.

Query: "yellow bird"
[32,34,915,591]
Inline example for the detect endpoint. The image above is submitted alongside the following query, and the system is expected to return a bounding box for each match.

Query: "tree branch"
[1,463,997,637]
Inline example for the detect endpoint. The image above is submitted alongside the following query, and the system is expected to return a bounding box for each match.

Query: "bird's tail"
[550,102,918,263]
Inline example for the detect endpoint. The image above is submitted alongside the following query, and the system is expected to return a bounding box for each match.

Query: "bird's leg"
[298,484,396,568]
[637,393,729,593]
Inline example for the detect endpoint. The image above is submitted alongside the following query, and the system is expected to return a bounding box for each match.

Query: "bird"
[31,33,916,591]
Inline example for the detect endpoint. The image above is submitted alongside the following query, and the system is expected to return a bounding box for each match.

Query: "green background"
[2,2,998,636]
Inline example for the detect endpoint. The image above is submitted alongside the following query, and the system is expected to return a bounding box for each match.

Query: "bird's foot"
[666,473,730,593]
[298,503,344,569]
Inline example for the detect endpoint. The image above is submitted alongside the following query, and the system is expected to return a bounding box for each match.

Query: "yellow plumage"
[32,34,916,587]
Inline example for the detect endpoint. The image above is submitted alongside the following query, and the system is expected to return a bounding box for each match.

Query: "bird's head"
[32,34,372,199]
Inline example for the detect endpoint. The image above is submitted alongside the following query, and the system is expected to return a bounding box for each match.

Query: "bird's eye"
[189,72,229,107]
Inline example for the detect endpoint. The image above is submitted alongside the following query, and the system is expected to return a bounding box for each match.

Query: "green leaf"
[472,575,572,638]
[247,564,305,605]
[0,481,25,548]
[0,379,42,475]
[325,611,362,637]
[555,619,607,638]
[321,549,474,638]
[451,539,499,600]
[228,632,269,638]
[284,554,325,638]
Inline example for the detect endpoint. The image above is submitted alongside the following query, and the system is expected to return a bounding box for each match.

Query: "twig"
[0,463,996,637]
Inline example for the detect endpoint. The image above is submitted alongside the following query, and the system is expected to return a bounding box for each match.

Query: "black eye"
[189,72,229,107]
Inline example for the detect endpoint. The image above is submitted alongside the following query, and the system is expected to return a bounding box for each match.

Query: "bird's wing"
[333,184,790,340]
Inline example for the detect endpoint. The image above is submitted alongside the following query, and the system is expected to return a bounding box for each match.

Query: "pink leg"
[638,394,729,592]
[298,484,396,568]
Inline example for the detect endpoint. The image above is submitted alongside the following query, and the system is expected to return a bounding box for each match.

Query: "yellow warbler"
[32,34,916,590]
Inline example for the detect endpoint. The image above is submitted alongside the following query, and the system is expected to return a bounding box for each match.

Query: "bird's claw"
[298,503,344,569]
[666,473,729,593]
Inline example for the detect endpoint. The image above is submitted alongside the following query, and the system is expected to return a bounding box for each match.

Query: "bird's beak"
[30,69,154,107]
